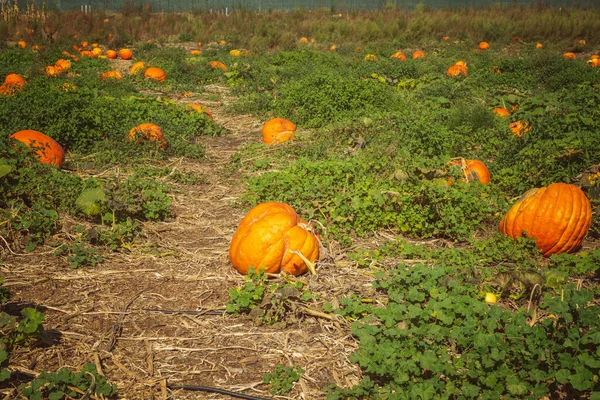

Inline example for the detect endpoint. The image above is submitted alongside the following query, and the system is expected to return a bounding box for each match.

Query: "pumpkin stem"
[288,249,316,275]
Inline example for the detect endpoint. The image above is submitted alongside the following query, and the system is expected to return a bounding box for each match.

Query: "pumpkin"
[219,40,227,45]
[448,158,490,185]
[80,50,94,57]
[563,52,577,60]
[509,120,531,137]
[4,73,26,86]
[536,43,543,49]
[119,48,133,60]
[81,41,89,48]
[229,49,242,57]
[101,70,123,80]
[298,37,309,44]
[412,50,425,59]
[190,49,202,56]
[364,54,377,61]
[91,43,99,48]
[9,129,65,166]
[197,41,203,47]
[17,40,27,48]
[144,67,166,82]
[442,36,450,41]
[45,65,60,77]
[54,58,71,73]
[209,60,227,71]
[390,51,406,61]
[130,61,146,75]
[187,103,213,119]
[447,61,468,77]
[586,57,600,67]
[106,50,118,59]
[491,65,502,74]
[91,47,103,56]
[478,41,490,50]
[329,44,337,51]
[262,118,296,145]
[0,83,21,96]
[498,183,592,256]
[493,107,511,117]
[128,123,167,148]
[229,202,320,276]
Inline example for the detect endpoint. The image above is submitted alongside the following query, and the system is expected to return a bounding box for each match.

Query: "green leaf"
[0,164,12,178]
[0,368,10,382]
[76,187,106,216]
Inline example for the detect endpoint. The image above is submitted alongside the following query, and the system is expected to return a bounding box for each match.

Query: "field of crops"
[1,4,600,400]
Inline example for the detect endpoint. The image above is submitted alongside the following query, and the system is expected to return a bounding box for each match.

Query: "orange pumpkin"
[509,120,531,137]
[448,158,490,185]
[45,65,60,77]
[80,50,94,57]
[493,107,511,117]
[412,50,425,59]
[442,36,450,41]
[9,129,65,166]
[261,118,296,145]
[17,40,27,48]
[447,61,468,77]
[187,103,213,119]
[4,73,26,86]
[144,67,166,82]
[563,52,577,60]
[91,47,103,56]
[209,60,227,71]
[364,54,377,61]
[536,43,543,49]
[478,41,490,50]
[106,50,118,59]
[128,123,167,148]
[130,61,146,75]
[298,37,309,44]
[119,48,133,60]
[54,59,71,73]
[229,202,320,276]
[390,51,406,61]
[101,70,123,80]
[499,183,592,256]
[190,49,202,56]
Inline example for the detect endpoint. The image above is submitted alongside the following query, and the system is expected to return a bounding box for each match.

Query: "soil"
[1,78,371,399]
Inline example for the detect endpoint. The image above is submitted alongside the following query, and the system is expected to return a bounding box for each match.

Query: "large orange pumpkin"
[119,48,133,60]
[229,202,320,276]
[144,67,166,82]
[499,183,592,256]
[448,158,490,185]
[128,123,167,148]
[412,50,425,59]
[54,59,71,73]
[261,118,296,145]
[478,41,490,50]
[9,129,65,166]
[447,61,467,77]
[4,73,26,86]
[106,50,118,59]
[390,51,406,61]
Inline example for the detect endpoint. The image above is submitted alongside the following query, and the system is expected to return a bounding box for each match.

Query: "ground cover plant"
[0,2,599,399]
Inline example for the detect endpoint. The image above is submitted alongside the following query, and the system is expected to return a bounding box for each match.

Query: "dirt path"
[2,86,368,399]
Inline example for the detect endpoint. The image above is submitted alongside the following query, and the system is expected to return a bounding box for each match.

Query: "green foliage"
[19,363,117,399]
[327,263,600,399]
[0,279,46,384]
[263,364,304,396]
[226,267,269,315]
[226,268,314,325]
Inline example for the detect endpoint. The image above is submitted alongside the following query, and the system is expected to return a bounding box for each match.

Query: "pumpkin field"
[1,4,600,399]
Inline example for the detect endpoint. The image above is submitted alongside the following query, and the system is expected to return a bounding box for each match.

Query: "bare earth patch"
[1,86,371,399]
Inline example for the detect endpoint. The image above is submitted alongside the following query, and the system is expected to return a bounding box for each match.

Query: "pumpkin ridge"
[542,184,573,255]
[540,185,565,254]
[556,186,590,254]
